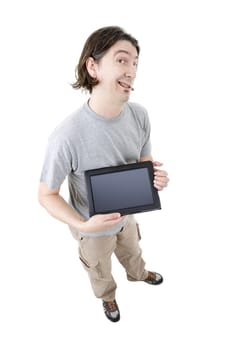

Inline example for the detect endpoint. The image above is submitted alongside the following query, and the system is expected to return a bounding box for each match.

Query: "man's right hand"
[79,213,125,233]
[38,183,125,234]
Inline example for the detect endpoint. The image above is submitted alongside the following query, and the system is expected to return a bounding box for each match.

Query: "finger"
[103,216,125,228]
[154,177,169,185]
[107,216,125,223]
[153,161,163,167]
[154,182,168,189]
[154,184,164,191]
[154,170,168,176]
[102,213,122,221]
[154,178,168,188]
[154,177,169,187]
[154,178,169,186]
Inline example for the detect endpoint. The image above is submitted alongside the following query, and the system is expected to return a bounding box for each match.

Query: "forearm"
[39,193,85,230]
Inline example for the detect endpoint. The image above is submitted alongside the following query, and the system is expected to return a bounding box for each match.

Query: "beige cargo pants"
[69,215,148,301]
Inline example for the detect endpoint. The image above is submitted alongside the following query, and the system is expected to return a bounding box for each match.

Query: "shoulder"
[126,102,150,129]
[127,101,148,116]
[48,105,85,145]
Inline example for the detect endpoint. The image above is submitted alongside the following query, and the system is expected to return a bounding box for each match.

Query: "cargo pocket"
[136,223,142,241]
[79,255,90,268]
[78,249,100,279]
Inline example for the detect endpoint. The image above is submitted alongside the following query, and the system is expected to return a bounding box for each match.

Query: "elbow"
[38,183,60,208]
[38,192,45,207]
[38,186,47,208]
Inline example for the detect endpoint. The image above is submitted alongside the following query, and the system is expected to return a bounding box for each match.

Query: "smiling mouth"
[118,81,132,90]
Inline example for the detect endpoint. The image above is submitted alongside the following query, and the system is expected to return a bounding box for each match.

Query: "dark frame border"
[84,161,161,216]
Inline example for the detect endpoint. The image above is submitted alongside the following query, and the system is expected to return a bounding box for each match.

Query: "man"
[38,26,169,322]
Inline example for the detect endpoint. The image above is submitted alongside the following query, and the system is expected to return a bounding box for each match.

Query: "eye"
[118,58,127,64]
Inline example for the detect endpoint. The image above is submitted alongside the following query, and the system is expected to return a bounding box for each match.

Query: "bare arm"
[38,183,86,228]
[38,183,124,233]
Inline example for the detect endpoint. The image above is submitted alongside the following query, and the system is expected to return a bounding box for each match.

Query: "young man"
[38,26,169,322]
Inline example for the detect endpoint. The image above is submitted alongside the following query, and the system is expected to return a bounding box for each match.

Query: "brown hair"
[71,26,140,93]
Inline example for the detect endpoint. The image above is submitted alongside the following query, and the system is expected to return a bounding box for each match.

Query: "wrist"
[76,219,87,232]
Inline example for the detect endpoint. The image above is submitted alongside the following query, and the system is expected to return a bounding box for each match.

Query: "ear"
[86,57,98,79]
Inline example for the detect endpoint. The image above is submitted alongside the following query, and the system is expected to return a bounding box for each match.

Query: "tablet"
[84,161,161,216]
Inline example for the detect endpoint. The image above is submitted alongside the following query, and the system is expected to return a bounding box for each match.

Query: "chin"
[124,95,130,102]
[121,91,131,102]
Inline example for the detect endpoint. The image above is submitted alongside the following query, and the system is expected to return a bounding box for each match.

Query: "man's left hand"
[153,161,169,191]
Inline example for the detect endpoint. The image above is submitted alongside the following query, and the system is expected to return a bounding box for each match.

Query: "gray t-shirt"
[40,101,152,237]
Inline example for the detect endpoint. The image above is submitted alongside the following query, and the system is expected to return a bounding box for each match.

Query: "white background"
[0,0,233,349]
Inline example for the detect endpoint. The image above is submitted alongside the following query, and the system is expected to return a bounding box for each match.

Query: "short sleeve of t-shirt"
[40,136,73,189]
[132,103,152,158]
[141,117,151,157]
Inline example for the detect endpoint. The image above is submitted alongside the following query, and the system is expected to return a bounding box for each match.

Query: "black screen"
[90,168,154,212]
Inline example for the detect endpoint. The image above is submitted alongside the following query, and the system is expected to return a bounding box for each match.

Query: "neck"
[88,91,125,119]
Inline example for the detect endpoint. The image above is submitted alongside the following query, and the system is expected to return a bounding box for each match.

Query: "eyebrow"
[114,50,138,60]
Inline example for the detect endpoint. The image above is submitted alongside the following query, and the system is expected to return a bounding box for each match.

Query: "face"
[90,40,138,102]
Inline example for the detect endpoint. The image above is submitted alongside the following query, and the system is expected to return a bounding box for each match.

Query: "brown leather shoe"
[102,299,120,322]
[144,271,163,285]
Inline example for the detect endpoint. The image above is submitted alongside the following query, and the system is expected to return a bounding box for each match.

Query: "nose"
[125,64,137,79]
